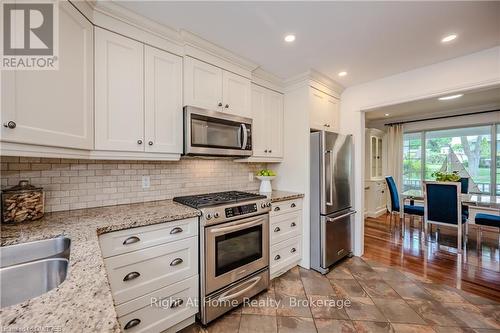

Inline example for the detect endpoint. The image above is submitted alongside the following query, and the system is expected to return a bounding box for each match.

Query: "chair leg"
[477,227,482,253]
[457,223,462,254]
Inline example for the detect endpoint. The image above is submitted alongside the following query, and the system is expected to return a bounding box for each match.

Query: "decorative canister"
[1,180,44,223]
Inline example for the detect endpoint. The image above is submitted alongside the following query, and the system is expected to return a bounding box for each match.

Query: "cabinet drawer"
[99,217,198,258]
[270,199,302,216]
[104,237,198,304]
[116,275,198,333]
[270,211,301,245]
[270,235,301,276]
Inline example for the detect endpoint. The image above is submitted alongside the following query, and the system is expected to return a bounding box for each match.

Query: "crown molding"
[251,67,285,93]
[285,69,345,97]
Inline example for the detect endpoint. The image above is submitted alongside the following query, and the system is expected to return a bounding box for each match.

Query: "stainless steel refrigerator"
[310,131,355,274]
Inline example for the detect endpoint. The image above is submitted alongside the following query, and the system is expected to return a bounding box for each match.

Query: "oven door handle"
[241,124,248,150]
[209,217,264,234]
[217,276,262,302]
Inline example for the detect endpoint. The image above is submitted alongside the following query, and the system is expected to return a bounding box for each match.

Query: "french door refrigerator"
[310,131,355,274]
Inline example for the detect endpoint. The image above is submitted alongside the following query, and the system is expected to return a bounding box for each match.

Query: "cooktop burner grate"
[173,191,266,208]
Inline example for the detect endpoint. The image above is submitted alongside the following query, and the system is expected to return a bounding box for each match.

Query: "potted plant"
[431,171,461,182]
[256,169,276,193]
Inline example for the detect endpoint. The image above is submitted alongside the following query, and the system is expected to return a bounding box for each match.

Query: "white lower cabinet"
[365,180,387,217]
[99,218,198,333]
[269,198,303,279]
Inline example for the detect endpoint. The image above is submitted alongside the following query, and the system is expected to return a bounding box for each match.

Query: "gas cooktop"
[173,191,266,208]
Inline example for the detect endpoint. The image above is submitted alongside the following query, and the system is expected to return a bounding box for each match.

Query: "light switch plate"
[142,175,150,189]
[248,172,254,181]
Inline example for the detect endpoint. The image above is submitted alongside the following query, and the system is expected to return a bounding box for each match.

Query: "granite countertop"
[260,190,304,203]
[0,200,200,333]
[0,190,303,332]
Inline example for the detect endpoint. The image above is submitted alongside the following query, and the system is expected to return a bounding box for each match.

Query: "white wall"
[339,46,500,256]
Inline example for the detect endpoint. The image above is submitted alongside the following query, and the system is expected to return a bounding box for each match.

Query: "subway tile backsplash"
[1,157,263,212]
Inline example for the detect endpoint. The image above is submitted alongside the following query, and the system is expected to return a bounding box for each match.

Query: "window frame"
[403,122,499,195]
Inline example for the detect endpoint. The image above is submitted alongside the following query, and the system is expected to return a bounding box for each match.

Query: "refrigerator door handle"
[326,210,356,223]
[325,150,334,206]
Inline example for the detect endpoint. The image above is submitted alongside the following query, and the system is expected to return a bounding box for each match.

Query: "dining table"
[402,189,500,210]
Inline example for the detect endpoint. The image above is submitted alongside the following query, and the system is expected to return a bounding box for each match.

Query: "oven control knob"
[261,203,266,208]
[206,213,212,220]
[266,202,271,207]
[214,212,220,218]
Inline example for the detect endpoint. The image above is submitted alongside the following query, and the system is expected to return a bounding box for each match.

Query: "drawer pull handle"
[274,207,280,211]
[274,227,281,232]
[170,258,183,266]
[124,319,141,330]
[291,203,296,208]
[274,255,281,261]
[290,222,296,227]
[123,236,140,245]
[170,227,183,234]
[123,271,141,282]
[290,247,297,253]
[170,298,184,308]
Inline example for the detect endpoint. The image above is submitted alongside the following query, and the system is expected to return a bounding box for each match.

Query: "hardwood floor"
[363,213,500,302]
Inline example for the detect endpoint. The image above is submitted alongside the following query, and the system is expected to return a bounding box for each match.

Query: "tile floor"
[180,256,500,333]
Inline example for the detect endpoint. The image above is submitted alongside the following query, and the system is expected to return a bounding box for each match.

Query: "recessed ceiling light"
[441,34,457,43]
[338,71,347,77]
[438,94,463,101]
[284,34,296,43]
[384,113,390,117]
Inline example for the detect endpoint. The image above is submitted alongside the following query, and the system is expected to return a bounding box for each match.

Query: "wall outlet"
[248,172,254,181]
[142,175,150,189]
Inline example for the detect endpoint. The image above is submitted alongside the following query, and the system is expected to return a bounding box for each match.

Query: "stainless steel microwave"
[183,106,252,157]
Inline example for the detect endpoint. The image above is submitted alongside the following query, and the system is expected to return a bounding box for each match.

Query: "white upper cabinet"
[184,57,223,112]
[95,28,144,152]
[222,71,251,118]
[184,57,251,117]
[144,46,183,154]
[1,1,93,149]
[251,84,284,159]
[309,87,339,132]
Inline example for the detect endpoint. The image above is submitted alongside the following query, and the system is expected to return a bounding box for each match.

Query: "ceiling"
[365,86,500,123]
[117,1,500,87]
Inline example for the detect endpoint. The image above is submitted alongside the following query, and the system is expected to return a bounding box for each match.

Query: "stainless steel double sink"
[0,236,71,307]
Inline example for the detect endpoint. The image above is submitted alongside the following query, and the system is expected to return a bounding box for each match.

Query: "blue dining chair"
[424,181,467,253]
[460,177,469,219]
[474,213,500,250]
[385,176,424,221]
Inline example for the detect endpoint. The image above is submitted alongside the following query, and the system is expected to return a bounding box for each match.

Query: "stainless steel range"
[173,191,271,325]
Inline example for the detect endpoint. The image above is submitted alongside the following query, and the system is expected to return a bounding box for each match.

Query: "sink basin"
[1,236,70,268]
[0,237,71,307]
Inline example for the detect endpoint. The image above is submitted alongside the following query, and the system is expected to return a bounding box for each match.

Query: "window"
[403,124,498,195]
[403,132,422,191]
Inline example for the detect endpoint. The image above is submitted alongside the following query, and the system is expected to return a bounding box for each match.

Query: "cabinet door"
[183,57,223,111]
[144,46,183,154]
[250,84,268,157]
[324,95,339,132]
[267,90,284,158]
[309,88,326,131]
[370,137,377,179]
[222,71,251,118]
[95,28,144,151]
[1,2,93,149]
[377,138,383,178]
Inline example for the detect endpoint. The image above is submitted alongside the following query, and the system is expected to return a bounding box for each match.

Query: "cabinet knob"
[291,203,296,208]
[137,139,143,145]
[290,247,297,253]
[170,257,184,266]
[274,207,280,211]
[148,141,153,146]
[269,150,272,153]
[124,319,141,330]
[225,104,229,108]
[170,227,183,234]
[291,222,296,227]
[218,102,223,107]
[170,298,184,309]
[274,227,281,232]
[3,121,16,129]
[264,150,268,153]
[274,255,281,261]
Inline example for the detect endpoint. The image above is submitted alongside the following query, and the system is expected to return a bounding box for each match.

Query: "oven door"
[205,214,269,294]
[184,106,252,157]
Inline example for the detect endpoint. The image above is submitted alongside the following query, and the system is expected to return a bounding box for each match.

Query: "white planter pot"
[256,176,276,193]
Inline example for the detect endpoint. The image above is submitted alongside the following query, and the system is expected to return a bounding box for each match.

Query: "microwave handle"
[241,124,248,150]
